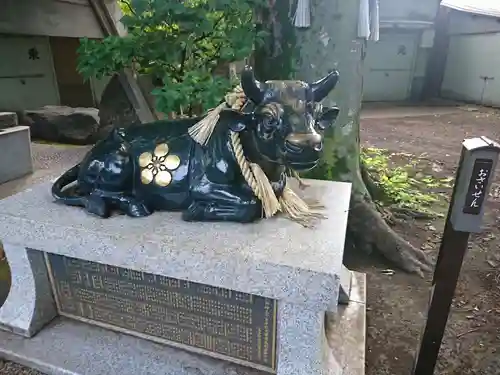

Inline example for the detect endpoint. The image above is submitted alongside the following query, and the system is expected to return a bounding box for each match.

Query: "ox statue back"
[51,67,340,223]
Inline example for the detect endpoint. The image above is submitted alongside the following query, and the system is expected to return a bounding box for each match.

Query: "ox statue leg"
[114,194,152,217]
[85,191,152,218]
[183,185,262,223]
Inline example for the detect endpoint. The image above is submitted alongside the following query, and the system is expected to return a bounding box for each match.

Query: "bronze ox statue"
[51,67,339,223]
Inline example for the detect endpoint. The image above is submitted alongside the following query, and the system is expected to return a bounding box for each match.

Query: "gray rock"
[0,112,18,130]
[21,106,100,145]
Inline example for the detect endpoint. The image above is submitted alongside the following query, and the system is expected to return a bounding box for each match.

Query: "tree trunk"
[253,0,298,81]
[293,0,432,275]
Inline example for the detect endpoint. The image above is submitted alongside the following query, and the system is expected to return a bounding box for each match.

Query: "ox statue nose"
[284,133,323,153]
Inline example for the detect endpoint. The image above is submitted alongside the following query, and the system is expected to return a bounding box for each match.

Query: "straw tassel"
[249,163,281,218]
[293,0,311,28]
[188,85,246,146]
[279,184,326,227]
[187,102,226,146]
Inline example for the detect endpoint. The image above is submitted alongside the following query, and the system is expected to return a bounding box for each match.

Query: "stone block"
[0,112,18,130]
[327,272,367,375]
[0,244,57,337]
[0,179,352,375]
[338,265,353,305]
[0,179,350,310]
[0,274,366,375]
[277,302,341,375]
[0,126,33,184]
[0,318,264,375]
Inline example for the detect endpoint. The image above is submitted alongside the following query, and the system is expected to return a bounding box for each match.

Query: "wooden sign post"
[412,136,500,375]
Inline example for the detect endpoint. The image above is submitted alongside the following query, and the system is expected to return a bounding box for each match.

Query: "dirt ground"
[352,105,500,375]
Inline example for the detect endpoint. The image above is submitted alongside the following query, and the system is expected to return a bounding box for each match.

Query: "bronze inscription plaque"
[46,253,278,372]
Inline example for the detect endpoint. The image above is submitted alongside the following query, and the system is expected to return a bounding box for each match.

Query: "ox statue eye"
[263,116,278,130]
[259,116,279,140]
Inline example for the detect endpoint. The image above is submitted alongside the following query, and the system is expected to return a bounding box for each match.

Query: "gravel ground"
[0,361,44,375]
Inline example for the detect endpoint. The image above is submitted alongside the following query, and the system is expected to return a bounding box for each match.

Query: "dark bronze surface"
[46,253,278,371]
[51,66,339,223]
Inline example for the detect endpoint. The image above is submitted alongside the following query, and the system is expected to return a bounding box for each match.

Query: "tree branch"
[119,0,136,16]
[178,15,225,77]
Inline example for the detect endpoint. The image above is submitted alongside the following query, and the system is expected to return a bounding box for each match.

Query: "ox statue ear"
[241,66,265,104]
[220,109,255,133]
[311,70,339,102]
[317,106,340,130]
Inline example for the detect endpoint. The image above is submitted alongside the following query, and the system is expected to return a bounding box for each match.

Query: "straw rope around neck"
[187,86,325,227]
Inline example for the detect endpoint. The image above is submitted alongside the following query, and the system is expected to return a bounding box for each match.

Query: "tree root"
[360,159,438,222]
[347,193,433,277]
[360,162,385,202]
[391,206,436,220]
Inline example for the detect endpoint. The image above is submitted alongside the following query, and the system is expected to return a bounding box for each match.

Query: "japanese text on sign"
[463,158,493,215]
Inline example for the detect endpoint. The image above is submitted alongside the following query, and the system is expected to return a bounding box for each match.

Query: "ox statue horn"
[241,66,265,104]
[310,70,339,102]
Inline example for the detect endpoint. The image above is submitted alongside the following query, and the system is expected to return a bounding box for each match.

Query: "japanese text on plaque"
[46,254,277,371]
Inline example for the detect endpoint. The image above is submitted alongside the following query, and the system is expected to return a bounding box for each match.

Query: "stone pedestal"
[0,180,364,375]
[0,245,56,336]
[0,125,33,184]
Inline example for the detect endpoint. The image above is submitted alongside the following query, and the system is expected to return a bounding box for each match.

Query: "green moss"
[361,147,450,215]
[301,146,450,216]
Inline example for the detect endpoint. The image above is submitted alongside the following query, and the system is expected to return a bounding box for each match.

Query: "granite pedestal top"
[0,179,350,310]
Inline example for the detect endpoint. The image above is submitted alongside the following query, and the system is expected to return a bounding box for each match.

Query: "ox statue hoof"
[85,194,111,218]
[182,201,208,222]
[125,201,152,218]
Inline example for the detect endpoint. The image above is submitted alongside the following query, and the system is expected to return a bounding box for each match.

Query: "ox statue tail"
[51,164,87,208]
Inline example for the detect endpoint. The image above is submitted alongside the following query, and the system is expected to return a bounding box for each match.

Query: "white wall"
[442,33,500,106]
[0,0,123,39]
[440,10,500,106]
[447,10,500,35]
[0,35,60,111]
[380,0,440,21]
[365,0,440,101]
[363,32,420,101]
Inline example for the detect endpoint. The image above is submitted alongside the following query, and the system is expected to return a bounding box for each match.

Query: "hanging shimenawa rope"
[187,86,325,226]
